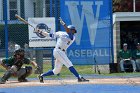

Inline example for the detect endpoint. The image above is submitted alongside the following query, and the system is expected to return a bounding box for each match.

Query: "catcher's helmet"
[68,25,77,33]
[14,48,25,59]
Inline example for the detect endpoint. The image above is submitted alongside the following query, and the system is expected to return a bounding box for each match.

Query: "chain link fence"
[0,0,98,78]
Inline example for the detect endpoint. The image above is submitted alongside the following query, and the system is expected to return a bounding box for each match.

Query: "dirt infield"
[0,77,140,88]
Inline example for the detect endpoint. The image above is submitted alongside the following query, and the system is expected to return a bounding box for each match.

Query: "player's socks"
[69,66,80,79]
[41,70,54,77]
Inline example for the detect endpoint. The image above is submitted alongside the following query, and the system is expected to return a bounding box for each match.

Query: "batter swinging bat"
[15,14,35,30]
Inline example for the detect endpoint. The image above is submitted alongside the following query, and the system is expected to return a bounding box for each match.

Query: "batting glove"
[59,17,65,26]
[33,28,38,33]
[34,28,42,34]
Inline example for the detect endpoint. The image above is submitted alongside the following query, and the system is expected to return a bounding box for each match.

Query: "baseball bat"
[94,57,101,74]
[15,14,35,29]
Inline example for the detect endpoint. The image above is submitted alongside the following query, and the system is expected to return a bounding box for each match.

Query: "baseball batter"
[37,17,89,83]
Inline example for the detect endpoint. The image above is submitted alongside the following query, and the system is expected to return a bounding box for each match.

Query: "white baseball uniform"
[42,31,75,74]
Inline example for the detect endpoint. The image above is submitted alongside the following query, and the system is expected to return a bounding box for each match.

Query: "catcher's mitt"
[35,66,42,74]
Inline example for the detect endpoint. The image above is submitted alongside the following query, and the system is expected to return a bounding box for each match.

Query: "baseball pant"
[120,59,136,72]
[52,48,73,74]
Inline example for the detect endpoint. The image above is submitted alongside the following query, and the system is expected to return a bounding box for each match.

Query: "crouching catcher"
[0,48,39,84]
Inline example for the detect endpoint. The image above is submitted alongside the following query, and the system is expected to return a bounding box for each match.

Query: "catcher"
[0,48,40,84]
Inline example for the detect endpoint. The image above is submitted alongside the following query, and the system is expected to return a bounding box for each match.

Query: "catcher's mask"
[14,48,25,60]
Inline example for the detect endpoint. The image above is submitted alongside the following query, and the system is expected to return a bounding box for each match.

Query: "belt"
[58,47,65,51]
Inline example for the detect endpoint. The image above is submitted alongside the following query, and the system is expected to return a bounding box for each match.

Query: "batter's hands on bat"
[59,17,65,26]
[33,28,38,33]
[33,28,42,33]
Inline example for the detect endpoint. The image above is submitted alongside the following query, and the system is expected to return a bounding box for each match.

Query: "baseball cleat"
[38,75,44,83]
[78,77,89,82]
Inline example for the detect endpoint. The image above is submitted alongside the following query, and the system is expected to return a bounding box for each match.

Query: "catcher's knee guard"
[23,66,32,77]
[0,70,12,84]
[18,66,32,82]
[10,65,18,73]
[25,66,32,74]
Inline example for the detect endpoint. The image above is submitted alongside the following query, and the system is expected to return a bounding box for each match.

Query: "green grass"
[30,63,95,78]
[0,62,140,79]
[0,62,94,78]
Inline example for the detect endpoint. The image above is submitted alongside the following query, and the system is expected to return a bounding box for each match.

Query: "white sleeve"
[41,32,50,37]
[41,31,60,38]
[55,32,60,38]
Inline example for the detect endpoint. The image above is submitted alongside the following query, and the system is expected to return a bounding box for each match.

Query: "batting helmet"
[67,25,77,33]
